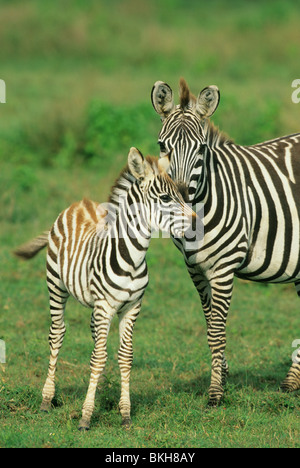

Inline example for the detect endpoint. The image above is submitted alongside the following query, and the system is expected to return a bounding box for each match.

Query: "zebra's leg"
[188,267,229,389]
[78,301,114,431]
[281,283,300,392]
[206,277,233,406]
[90,310,95,342]
[41,279,69,412]
[200,283,229,388]
[295,280,300,298]
[117,303,141,428]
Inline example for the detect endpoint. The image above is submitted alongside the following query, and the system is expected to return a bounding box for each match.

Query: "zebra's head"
[151,78,220,199]
[127,147,196,238]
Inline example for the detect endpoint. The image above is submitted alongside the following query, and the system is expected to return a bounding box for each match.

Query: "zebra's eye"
[159,142,167,153]
[160,194,172,203]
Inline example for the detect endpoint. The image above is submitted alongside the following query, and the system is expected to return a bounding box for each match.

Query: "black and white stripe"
[152,79,300,404]
[15,147,195,430]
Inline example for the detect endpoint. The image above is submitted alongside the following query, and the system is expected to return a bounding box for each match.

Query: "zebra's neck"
[100,188,151,271]
[187,121,232,205]
[193,144,230,207]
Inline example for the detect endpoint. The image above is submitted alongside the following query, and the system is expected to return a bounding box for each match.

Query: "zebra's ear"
[158,154,170,173]
[196,85,220,118]
[151,81,175,121]
[128,147,149,180]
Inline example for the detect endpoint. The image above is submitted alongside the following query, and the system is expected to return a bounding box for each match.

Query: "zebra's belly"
[59,257,95,308]
[66,280,94,308]
[235,268,299,283]
[236,245,300,283]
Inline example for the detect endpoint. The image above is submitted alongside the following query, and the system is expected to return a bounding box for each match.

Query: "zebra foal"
[151,78,300,406]
[14,147,195,430]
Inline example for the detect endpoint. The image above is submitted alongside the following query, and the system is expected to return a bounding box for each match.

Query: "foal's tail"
[14,231,49,260]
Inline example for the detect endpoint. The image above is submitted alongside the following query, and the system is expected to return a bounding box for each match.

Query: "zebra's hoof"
[121,417,132,429]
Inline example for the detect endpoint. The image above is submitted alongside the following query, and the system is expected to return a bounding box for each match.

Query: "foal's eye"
[160,194,171,203]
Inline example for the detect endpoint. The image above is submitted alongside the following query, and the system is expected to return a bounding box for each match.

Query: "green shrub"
[0,101,159,170]
[82,101,158,169]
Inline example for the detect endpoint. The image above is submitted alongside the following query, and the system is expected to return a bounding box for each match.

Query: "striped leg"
[207,277,233,406]
[78,301,114,431]
[90,310,96,342]
[188,267,229,394]
[281,351,300,393]
[281,284,300,392]
[41,281,69,411]
[118,303,140,427]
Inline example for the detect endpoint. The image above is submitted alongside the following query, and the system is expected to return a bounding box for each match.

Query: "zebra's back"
[48,198,100,307]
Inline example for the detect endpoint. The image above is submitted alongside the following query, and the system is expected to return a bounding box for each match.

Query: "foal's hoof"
[78,419,90,431]
[40,400,51,412]
[121,417,132,429]
[280,379,300,393]
[78,425,89,432]
[207,398,222,408]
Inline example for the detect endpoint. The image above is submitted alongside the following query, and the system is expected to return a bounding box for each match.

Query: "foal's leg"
[118,303,140,427]
[281,348,300,392]
[41,279,69,411]
[78,301,114,431]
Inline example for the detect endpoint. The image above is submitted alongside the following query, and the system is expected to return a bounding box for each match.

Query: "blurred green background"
[1,0,300,448]
[1,0,300,170]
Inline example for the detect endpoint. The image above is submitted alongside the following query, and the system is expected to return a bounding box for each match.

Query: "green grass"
[1,0,300,448]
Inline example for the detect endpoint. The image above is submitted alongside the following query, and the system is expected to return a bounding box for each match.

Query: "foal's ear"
[128,147,152,180]
[196,85,220,118]
[151,81,175,121]
[128,147,145,179]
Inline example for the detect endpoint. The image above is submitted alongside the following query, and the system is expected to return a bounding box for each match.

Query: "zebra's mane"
[108,156,160,211]
[179,77,196,110]
[202,119,233,147]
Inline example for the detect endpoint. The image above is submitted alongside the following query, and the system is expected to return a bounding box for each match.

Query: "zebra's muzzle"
[172,202,197,238]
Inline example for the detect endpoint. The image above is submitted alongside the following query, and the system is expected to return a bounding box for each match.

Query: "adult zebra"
[14,147,195,430]
[151,78,300,406]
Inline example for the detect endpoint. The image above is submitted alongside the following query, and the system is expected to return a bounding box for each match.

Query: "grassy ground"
[0,0,300,449]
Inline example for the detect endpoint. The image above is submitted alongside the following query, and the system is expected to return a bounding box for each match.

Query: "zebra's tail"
[14,231,49,260]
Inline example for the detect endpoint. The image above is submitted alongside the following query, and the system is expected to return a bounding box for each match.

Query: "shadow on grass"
[35,357,299,429]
